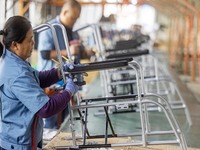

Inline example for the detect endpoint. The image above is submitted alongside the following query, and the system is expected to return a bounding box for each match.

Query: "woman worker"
[0,16,79,150]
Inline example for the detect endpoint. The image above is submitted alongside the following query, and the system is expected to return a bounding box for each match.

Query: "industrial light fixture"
[131,0,138,5]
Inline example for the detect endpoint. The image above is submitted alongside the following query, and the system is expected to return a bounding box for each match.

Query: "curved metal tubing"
[70,97,187,150]
[38,23,187,150]
[52,23,73,62]
[33,23,66,83]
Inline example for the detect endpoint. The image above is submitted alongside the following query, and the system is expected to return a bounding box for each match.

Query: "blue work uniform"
[0,49,49,150]
[37,16,79,129]
[37,16,68,129]
[37,16,78,71]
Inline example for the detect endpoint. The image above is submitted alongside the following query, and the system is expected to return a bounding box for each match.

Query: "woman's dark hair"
[0,16,31,52]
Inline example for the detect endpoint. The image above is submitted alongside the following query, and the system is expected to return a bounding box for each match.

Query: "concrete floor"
[169,68,200,148]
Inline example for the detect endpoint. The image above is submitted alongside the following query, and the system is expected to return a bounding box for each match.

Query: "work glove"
[63,62,86,72]
[63,62,75,72]
[64,78,80,96]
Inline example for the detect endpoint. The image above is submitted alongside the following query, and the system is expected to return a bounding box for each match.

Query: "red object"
[31,114,39,150]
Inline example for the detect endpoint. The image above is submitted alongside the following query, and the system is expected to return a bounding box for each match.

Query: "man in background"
[37,0,95,131]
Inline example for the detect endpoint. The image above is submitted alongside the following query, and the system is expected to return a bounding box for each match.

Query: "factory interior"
[0,0,200,150]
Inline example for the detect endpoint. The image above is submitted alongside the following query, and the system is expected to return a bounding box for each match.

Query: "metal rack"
[56,59,187,150]
[33,23,187,150]
[92,23,192,126]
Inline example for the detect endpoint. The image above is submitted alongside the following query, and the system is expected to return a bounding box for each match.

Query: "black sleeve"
[40,51,50,60]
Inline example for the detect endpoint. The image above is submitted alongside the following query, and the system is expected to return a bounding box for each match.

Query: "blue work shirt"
[0,49,49,150]
[37,16,78,71]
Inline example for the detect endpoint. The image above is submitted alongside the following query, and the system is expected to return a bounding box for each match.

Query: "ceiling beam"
[19,0,32,16]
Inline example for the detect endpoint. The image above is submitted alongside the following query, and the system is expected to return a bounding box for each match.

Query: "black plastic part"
[112,75,156,82]
[78,144,111,149]
[67,58,133,73]
[81,94,140,102]
[106,35,150,52]
[106,49,149,59]
[74,81,86,86]
[85,134,118,139]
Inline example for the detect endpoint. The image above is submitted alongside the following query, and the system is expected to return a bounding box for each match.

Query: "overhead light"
[131,0,138,5]
[35,0,48,2]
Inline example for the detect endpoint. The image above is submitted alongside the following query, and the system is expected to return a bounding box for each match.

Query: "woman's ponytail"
[0,42,3,57]
[0,30,4,57]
